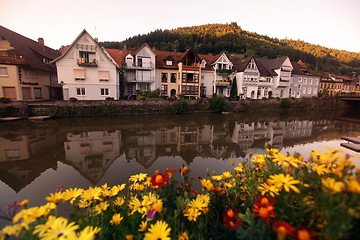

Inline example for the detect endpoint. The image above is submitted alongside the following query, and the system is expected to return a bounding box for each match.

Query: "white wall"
[56,32,119,100]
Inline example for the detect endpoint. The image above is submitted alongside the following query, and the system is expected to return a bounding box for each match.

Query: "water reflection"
[0,112,359,194]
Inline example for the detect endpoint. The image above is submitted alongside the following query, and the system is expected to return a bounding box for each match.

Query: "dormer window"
[201,59,206,68]
[166,60,172,66]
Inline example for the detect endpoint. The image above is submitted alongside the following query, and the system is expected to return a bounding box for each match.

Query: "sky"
[1,0,360,53]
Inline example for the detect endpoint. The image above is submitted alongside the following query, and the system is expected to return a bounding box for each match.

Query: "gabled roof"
[254,58,278,76]
[198,53,222,71]
[232,55,253,72]
[134,43,156,56]
[52,29,119,68]
[0,25,61,72]
[291,61,321,77]
[154,50,184,69]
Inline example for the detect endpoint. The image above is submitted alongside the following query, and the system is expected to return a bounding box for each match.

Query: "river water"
[1,110,360,228]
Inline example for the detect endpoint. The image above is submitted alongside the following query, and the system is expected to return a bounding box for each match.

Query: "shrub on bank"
[1,147,360,240]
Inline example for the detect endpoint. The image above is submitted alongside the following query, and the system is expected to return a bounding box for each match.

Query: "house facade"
[290,61,320,98]
[0,25,61,101]
[123,44,156,96]
[53,30,120,100]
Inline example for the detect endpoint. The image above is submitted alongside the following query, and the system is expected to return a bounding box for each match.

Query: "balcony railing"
[77,58,98,67]
[126,76,155,83]
[243,80,258,85]
[216,80,231,86]
[124,62,154,70]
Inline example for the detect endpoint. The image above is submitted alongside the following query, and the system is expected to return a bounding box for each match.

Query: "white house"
[123,43,156,96]
[53,30,120,100]
[291,61,320,98]
[257,56,293,98]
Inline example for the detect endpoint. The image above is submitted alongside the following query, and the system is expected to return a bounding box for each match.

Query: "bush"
[208,94,229,113]
[173,98,188,114]
[0,97,11,104]
[2,148,359,239]
[69,97,78,103]
[280,98,292,108]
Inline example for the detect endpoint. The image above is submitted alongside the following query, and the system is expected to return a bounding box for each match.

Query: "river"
[1,110,360,228]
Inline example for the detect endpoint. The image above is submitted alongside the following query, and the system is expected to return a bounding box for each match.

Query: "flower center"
[155,175,164,183]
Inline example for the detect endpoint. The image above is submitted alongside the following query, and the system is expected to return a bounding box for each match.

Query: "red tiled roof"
[0,25,61,72]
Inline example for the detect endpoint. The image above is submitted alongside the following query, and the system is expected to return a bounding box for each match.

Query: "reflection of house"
[0,25,61,100]
[0,127,64,192]
[123,130,156,168]
[231,122,255,150]
[64,131,121,184]
[284,120,313,138]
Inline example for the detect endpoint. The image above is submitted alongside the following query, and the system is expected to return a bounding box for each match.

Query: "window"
[298,78,302,83]
[34,88,42,99]
[77,88,86,95]
[161,73,168,83]
[201,75,204,80]
[161,85,168,95]
[182,85,198,95]
[100,88,109,96]
[309,78,313,85]
[182,73,198,83]
[74,69,85,80]
[303,78,307,84]
[5,149,20,159]
[313,88,318,94]
[307,88,312,94]
[25,69,37,78]
[314,79,318,85]
[0,67,8,77]
[302,87,306,94]
[170,73,176,83]
[3,87,16,99]
[79,51,96,65]
[98,71,110,81]
[166,60,172,66]
[138,58,143,67]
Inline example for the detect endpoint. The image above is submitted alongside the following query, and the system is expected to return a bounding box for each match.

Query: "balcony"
[243,79,258,86]
[126,76,154,83]
[216,69,232,75]
[182,63,200,71]
[216,80,231,86]
[125,62,154,70]
[77,58,98,67]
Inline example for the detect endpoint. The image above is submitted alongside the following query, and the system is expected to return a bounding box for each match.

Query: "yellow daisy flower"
[144,220,171,240]
[110,213,123,225]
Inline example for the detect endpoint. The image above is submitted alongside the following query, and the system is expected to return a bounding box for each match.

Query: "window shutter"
[98,71,110,81]
[73,69,85,80]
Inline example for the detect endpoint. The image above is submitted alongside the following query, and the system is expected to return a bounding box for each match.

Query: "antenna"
[95,27,98,39]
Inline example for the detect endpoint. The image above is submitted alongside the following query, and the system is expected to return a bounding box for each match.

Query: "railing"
[216,80,231,86]
[77,58,98,67]
[182,65,200,71]
[243,80,258,85]
[126,76,155,83]
[124,62,154,70]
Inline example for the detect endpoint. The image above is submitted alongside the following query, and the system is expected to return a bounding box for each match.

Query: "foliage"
[137,89,160,99]
[69,97,78,103]
[1,147,360,240]
[0,97,11,104]
[0,106,13,117]
[230,77,238,100]
[208,94,229,113]
[100,23,360,77]
[173,98,189,114]
[280,98,292,108]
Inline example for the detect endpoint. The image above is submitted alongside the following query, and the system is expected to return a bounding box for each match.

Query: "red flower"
[150,172,169,187]
[180,165,190,178]
[273,221,295,240]
[223,208,242,230]
[165,168,176,177]
[252,195,276,223]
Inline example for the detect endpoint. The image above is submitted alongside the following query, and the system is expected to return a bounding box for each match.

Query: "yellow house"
[0,25,61,100]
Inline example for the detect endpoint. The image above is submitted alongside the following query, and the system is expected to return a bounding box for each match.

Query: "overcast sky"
[1,0,359,52]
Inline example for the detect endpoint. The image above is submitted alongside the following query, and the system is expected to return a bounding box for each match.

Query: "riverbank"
[0,97,340,118]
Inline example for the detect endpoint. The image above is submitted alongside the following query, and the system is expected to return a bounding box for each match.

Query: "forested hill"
[100,23,360,77]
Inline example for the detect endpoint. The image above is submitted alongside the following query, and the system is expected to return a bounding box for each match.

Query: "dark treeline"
[100,23,360,77]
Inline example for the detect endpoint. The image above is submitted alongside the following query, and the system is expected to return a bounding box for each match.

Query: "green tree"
[230,76,238,99]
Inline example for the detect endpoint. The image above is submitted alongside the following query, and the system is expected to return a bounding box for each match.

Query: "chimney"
[123,44,127,50]
[38,38,45,51]
[94,37,98,43]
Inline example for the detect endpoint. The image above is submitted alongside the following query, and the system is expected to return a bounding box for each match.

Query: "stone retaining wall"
[0,97,340,118]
